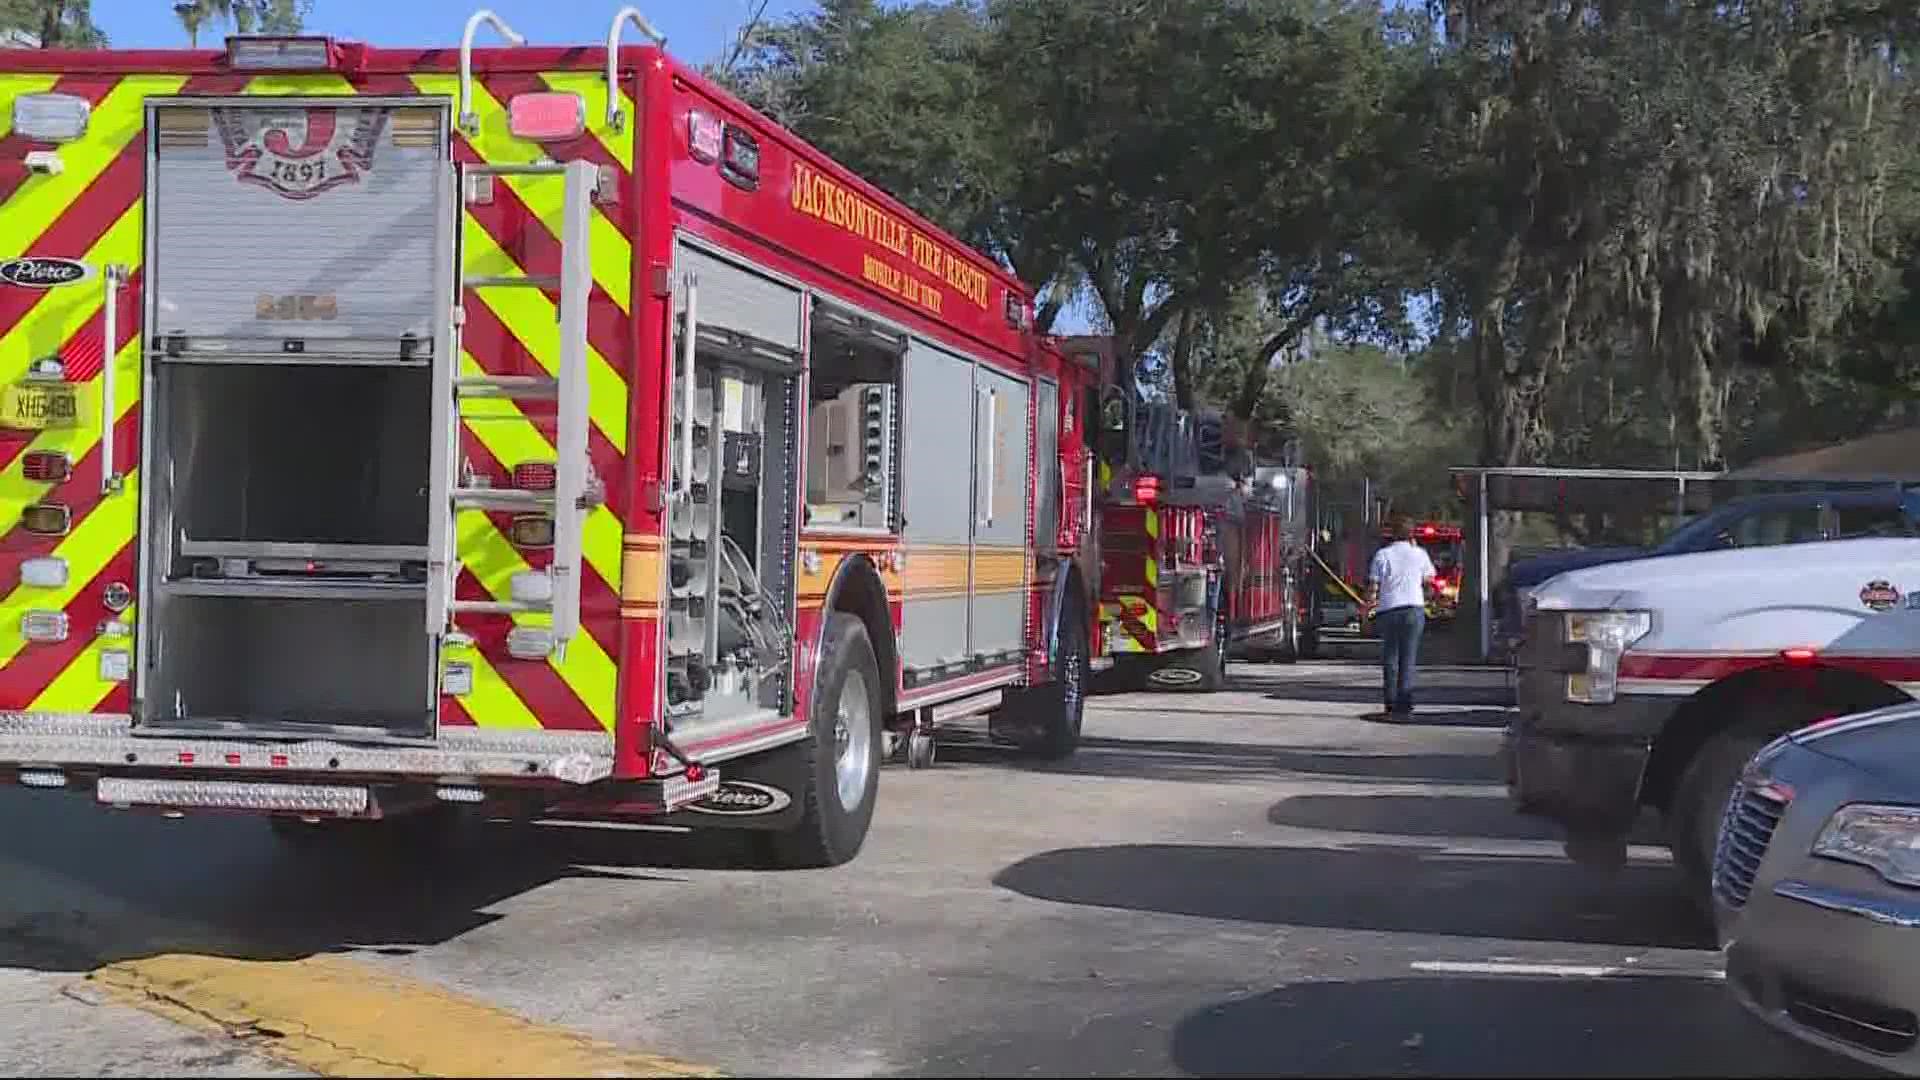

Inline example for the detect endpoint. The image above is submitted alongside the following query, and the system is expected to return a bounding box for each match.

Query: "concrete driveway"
[0,659,1865,1077]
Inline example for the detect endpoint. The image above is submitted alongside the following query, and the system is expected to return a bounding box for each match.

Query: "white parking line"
[1410,960,1724,980]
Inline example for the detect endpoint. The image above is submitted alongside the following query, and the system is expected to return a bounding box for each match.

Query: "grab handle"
[100,264,124,495]
[604,7,668,132]
[458,9,526,135]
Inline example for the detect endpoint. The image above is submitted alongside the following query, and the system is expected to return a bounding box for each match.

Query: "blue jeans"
[1377,605,1426,712]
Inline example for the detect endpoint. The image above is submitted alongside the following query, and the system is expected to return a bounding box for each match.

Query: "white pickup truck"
[1504,535,1920,910]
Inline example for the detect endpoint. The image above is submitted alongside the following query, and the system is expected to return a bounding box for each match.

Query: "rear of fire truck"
[0,19,740,843]
[1067,336,1309,690]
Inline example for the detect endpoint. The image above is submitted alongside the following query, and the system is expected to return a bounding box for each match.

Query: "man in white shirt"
[1366,516,1438,718]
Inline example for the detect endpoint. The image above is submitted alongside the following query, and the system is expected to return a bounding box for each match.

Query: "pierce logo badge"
[684,780,792,817]
[1861,580,1901,612]
[0,257,92,289]
[215,106,389,201]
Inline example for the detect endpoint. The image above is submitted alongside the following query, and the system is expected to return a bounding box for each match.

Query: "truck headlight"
[1813,804,1920,888]
[1563,610,1652,705]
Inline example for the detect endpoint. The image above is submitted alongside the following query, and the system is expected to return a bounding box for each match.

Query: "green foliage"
[0,0,105,47]
[711,0,1920,521]
[172,0,308,47]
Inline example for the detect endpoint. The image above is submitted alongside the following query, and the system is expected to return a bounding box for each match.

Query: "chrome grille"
[1713,781,1789,908]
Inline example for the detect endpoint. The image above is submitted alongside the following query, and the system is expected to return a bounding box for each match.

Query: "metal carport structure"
[1448,466,1916,663]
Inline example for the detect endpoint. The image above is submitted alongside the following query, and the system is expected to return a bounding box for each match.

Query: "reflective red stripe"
[1618,652,1920,683]
[475,72,635,232]
[0,74,124,203]
[0,407,139,625]
[0,265,141,478]
[0,73,246,345]
[457,425,622,661]
[453,566,603,732]
[456,282,628,520]
[439,694,477,727]
[3,544,132,706]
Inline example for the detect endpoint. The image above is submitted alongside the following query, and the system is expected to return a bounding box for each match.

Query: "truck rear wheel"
[1199,602,1229,690]
[760,613,883,869]
[1273,581,1300,664]
[1001,593,1090,760]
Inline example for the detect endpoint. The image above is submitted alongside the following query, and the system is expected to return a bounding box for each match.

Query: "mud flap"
[657,745,810,832]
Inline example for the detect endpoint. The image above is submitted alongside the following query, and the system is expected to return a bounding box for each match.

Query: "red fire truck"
[0,11,1097,867]
[1059,336,1313,690]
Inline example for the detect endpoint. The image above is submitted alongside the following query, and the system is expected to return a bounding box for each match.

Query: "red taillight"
[1133,476,1160,504]
[1781,647,1819,665]
[21,451,70,483]
[512,461,557,491]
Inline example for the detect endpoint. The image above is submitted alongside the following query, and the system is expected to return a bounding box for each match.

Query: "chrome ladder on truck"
[424,157,600,664]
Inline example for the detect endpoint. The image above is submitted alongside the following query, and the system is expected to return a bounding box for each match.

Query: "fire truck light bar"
[226,36,337,71]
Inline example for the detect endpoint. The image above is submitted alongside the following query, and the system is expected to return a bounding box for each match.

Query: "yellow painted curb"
[88,953,722,1078]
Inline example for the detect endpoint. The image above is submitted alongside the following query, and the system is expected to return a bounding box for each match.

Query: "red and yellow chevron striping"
[0,66,640,735]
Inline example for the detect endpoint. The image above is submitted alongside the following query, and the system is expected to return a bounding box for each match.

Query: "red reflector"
[1133,477,1160,504]
[1782,647,1818,665]
[270,753,289,767]
[224,753,242,765]
[177,752,194,764]
[512,461,557,491]
[508,92,585,142]
[21,451,69,483]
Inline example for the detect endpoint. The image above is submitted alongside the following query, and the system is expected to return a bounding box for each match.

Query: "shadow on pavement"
[1264,793,1668,847]
[1267,792,1559,841]
[1263,680,1515,709]
[940,734,1505,786]
[1168,975,1872,1078]
[0,788,774,974]
[994,842,1711,949]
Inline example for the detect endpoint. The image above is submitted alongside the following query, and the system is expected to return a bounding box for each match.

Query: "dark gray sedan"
[1717,704,1920,1073]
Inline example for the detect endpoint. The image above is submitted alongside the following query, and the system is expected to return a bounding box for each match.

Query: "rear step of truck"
[0,715,720,817]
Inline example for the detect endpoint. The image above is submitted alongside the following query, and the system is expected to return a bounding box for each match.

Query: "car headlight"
[1813,804,1920,888]
[1563,610,1652,705]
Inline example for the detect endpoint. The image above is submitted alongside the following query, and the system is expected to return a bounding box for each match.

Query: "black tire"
[1668,730,1768,916]
[762,613,883,869]
[1018,594,1091,760]
[1273,580,1300,665]
[1194,600,1229,691]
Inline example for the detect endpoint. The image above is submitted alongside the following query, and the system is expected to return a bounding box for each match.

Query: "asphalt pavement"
[0,654,1873,1077]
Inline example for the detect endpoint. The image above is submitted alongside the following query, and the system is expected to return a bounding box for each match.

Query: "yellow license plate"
[2,382,80,430]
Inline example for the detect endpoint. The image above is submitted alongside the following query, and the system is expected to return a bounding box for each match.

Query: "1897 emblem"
[1861,580,1902,612]
[214,106,389,201]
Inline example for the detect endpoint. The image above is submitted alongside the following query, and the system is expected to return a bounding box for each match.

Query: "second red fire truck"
[1059,336,1314,690]
[0,10,1098,867]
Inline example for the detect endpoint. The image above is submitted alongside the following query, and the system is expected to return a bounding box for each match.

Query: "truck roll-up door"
[675,243,803,356]
[149,101,449,359]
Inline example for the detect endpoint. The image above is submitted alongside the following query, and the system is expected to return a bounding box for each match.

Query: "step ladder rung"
[452,598,547,616]
[453,487,553,510]
[456,375,558,399]
[465,162,570,179]
[465,274,561,290]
